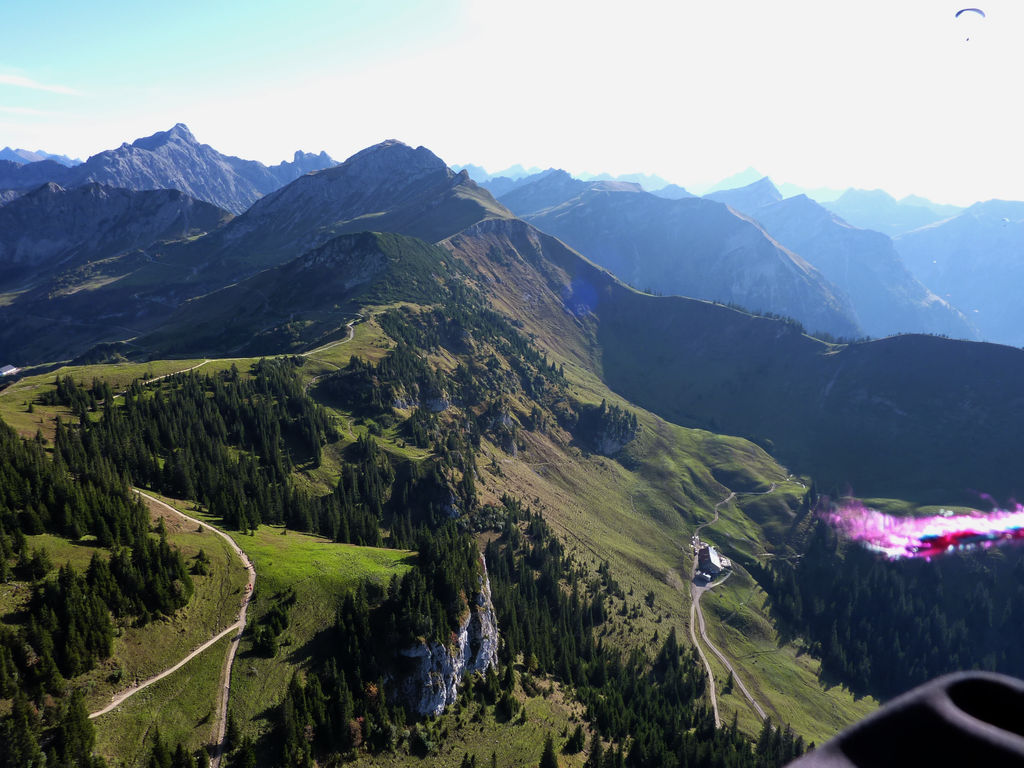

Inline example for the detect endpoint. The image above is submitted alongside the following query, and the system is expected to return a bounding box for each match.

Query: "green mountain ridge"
[142,231,457,356]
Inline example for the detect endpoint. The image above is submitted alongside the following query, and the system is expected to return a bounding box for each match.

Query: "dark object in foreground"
[790,672,1024,766]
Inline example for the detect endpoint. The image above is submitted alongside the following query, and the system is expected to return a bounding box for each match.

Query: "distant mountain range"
[0,124,336,214]
[451,162,544,181]
[707,178,975,340]
[823,188,963,237]
[895,200,1024,347]
[576,170,672,191]
[497,170,863,339]
[458,163,677,194]
[0,146,82,166]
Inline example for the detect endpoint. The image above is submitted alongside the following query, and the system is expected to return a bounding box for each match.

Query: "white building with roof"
[698,544,724,575]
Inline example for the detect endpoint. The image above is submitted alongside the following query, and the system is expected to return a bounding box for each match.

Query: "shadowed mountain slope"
[0,140,510,364]
[455,212,1018,502]
[0,182,231,291]
[143,231,454,356]
[443,217,1024,503]
[0,183,232,363]
[200,139,510,273]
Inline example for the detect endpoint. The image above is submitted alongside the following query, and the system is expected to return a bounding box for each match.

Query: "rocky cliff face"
[395,556,499,717]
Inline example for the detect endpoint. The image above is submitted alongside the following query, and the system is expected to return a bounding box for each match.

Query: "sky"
[1,0,1022,205]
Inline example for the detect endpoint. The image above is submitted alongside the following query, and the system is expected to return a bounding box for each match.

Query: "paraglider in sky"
[955,8,986,41]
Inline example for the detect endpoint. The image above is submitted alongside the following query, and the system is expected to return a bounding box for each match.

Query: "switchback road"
[91,491,255,768]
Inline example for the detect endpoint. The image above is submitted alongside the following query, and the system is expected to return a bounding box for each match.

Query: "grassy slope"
[129,494,415,759]
[0,491,247,767]
[92,635,232,768]
[80,496,250,709]
[0,496,246,712]
[0,359,207,440]
[1,326,881,750]
[213,520,414,746]
[429,229,884,739]
[700,567,878,745]
[472,371,879,739]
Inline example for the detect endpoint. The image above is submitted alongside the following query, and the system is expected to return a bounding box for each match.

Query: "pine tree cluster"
[765,516,1024,698]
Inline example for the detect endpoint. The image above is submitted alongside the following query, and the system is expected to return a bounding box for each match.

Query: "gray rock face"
[395,556,499,716]
[0,124,336,214]
[0,189,24,206]
[594,426,638,457]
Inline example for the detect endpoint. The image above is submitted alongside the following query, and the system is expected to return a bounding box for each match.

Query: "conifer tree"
[539,734,559,768]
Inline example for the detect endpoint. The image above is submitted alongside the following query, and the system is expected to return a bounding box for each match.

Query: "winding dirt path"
[301,313,362,395]
[301,312,363,359]
[689,486,776,726]
[90,490,255,768]
[142,359,210,386]
[693,572,768,722]
[688,492,732,726]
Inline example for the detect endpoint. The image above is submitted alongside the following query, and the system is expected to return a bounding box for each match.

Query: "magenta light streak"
[823,501,1024,560]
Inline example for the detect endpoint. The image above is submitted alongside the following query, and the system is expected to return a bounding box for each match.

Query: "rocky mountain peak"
[131,122,198,151]
[335,139,451,185]
[292,149,331,163]
[705,176,782,213]
[27,181,66,198]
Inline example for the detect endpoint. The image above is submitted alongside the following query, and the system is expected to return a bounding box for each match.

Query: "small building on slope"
[697,544,725,576]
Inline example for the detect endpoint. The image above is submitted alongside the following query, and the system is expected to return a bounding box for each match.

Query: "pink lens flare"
[822,501,1024,560]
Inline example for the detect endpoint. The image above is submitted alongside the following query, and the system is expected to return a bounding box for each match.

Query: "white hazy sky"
[1,0,1021,205]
